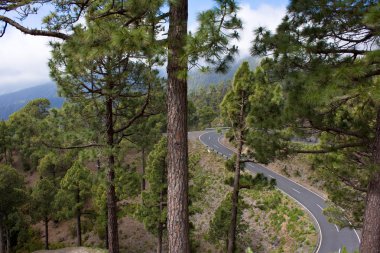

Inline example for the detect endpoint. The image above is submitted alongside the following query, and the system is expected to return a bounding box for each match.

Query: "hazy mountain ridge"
[188,57,260,89]
[0,83,64,120]
[0,57,259,120]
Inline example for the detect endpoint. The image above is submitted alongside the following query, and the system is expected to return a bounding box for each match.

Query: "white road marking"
[208,136,210,140]
[268,175,274,179]
[349,221,361,243]
[354,229,361,243]
[339,248,341,253]
[214,133,327,201]
[335,225,339,232]
[316,204,324,210]
[278,189,322,253]
[292,188,301,194]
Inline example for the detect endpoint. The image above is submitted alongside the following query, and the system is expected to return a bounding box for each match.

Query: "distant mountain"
[188,57,260,90]
[0,83,64,120]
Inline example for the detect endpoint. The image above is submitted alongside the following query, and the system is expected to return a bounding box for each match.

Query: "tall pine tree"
[251,0,380,251]
[220,62,253,253]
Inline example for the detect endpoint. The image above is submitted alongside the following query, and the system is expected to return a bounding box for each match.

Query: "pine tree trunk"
[0,222,3,253]
[105,208,109,249]
[44,217,49,250]
[227,130,243,253]
[167,0,189,252]
[97,159,101,172]
[106,97,119,253]
[141,148,146,191]
[360,108,380,253]
[76,188,82,247]
[5,230,9,253]
[157,221,163,253]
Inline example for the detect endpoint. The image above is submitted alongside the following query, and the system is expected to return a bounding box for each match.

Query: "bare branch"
[42,141,104,150]
[0,15,69,40]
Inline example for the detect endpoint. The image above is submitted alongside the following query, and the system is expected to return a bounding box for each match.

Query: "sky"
[0,0,288,94]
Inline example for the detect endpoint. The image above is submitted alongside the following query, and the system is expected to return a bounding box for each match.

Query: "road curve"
[199,131,360,253]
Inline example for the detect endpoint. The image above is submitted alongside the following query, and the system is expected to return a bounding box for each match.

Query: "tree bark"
[106,97,119,253]
[167,0,189,252]
[76,188,82,247]
[44,217,49,250]
[227,130,243,253]
[0,222,3,253]
[360,108,380,253]
[141,147,146,191]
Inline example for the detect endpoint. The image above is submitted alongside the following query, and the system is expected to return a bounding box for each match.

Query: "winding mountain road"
[199,131,360,253]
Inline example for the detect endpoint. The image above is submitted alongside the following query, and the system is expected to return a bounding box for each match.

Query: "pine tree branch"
[310,47,367,55]
[42,141,104,150]
[338,175,367,193]
[114,85,151,134]
[0,15,69,40]
[291,141,366,154]
[308,119,367,140]
[352,68,380,82]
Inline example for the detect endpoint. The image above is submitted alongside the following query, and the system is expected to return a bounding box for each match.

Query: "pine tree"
[251,1,380,251]
[0,164,27,253]
[137,137,168,253]
[31,178,57,250]
[8,99,50,170]
[0,121,11,164]
[220,62,253,253]
[55,162,92,246]
[208,193,247,251]
[1,2,242,252]
[49,17,163,252]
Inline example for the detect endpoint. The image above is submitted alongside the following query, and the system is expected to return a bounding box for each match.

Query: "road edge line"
[199,131,321,253]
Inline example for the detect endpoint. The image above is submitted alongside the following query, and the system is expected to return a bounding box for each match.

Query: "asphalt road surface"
[199,131,360,253]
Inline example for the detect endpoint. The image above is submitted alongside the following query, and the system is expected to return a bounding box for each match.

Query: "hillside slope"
[188,57,260,90]
[0,83,64,120]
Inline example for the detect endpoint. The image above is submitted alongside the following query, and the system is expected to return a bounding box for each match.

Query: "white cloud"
[237,3,286,57]
[0,27,53,93]
[0,3,286,94]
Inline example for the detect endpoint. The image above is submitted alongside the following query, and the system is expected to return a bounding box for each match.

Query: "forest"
[0,0,379,253]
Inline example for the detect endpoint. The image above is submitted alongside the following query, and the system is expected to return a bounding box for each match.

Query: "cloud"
[0,2,286,94]
[0,27,53,93]
[236,3,287,57]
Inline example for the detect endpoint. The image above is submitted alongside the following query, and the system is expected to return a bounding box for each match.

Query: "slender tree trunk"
[44,217,49,250]
[0,222,4,253]
[141,147,146,191]
[360,108,380,253]
[5,230,9,253]
[167,0,189,252]
[227,129,243,253]
[105,208,109,249]
[157,221,163,253]
[106,97,119,253]
[76,188,82,246]
[97,159,101,172]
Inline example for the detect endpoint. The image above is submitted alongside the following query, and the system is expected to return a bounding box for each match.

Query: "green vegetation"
[187,140,317,253]
[0,0,379,252]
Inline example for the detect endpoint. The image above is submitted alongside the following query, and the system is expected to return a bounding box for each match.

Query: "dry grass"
[191,138,318,253]
[220,136,327,198]
[27,132,316,253]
